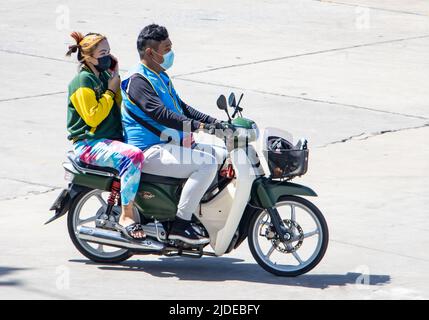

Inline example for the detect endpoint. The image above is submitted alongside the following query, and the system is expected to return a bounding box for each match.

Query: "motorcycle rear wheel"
[67,188,133,263]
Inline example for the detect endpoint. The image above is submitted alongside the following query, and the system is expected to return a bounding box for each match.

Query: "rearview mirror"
[228,92,236,108]
[216,95,228,110]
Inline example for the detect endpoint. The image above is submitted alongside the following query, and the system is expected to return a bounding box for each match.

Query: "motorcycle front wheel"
[248,195,328,277]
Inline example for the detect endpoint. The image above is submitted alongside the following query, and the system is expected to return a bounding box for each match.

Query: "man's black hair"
[137,24,169,59]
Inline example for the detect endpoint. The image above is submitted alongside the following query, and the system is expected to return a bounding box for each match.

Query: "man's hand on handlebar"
[203,121,228,135]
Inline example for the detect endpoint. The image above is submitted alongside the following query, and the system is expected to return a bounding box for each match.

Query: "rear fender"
[45,184,91,225]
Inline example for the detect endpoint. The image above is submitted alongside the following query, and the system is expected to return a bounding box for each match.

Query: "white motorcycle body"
[199,144,263,256]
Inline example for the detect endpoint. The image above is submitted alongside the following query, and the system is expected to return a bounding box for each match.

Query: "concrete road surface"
[0,0,428,299]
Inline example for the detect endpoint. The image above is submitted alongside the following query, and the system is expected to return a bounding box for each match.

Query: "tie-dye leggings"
[73,139,144,205]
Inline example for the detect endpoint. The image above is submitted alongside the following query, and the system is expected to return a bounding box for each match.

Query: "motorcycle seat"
[66,151,187,184]
[67,151,119,176]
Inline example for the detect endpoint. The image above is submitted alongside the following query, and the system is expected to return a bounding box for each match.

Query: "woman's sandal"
[115,222,146,240]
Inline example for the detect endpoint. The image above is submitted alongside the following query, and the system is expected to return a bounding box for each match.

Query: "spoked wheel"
[248,195,328,276]
[67,189,133,263]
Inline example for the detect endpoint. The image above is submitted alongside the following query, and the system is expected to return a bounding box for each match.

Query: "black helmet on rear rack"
[265,136,309,180]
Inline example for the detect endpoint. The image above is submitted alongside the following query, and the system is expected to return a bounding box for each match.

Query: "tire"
[248,195,329,277]
[67,189,133,264]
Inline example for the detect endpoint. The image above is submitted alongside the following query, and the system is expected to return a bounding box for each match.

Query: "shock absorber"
[105,180,121,219]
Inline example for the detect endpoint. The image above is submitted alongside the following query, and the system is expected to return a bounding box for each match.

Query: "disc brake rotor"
[264,219,304,253]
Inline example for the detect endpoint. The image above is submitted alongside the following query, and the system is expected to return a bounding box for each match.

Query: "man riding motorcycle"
[121,24,228,245]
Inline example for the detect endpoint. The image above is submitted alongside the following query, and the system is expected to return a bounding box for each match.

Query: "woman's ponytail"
[65,31,105,62]
[66,31,84,57]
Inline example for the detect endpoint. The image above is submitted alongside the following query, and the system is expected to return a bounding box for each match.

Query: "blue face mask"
[153,49,174,70]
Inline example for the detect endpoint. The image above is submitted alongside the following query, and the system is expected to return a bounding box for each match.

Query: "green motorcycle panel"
[135,181,179,221]
[251,177,317,208]
[232,117,255,129]
[71,171,116,191]
[70,171,179,221]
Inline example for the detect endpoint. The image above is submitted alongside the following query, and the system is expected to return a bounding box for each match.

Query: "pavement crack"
[318,132,367,147]
[173,34,429,78]
[0,48,128,72]
[0,187,61,201]
[174,77,429,121]
[332,239,429,263]
[312,0,429,17]
[318,123,429,148]
[0,49,74,63]
[0,176,61,189]
[0,91,66,103]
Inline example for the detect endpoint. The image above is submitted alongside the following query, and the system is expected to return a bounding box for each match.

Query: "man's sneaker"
[169,218,210,245]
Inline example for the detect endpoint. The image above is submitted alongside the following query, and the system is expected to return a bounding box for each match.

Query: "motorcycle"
[46,92,328,277]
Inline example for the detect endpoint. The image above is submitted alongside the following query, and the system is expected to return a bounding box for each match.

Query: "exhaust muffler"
[76,226,165,252]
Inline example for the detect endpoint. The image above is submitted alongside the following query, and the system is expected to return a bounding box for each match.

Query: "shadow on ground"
[0,266,28,286]
[70,257,391,289]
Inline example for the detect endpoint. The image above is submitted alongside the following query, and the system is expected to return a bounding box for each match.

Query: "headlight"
[235,127,248,139]
[234,125,259,142]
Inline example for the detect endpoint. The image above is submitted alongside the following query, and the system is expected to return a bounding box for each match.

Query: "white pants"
[141,143,227,220]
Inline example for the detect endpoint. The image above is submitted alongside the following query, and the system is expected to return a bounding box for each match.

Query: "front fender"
[250,177,317,208]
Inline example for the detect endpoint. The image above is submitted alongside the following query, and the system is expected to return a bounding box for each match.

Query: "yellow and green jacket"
[67,65,123,142]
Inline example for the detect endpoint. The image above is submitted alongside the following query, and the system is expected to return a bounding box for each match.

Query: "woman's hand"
[107,54,121,93]
[109,54,119,74]
[108,73,121,93]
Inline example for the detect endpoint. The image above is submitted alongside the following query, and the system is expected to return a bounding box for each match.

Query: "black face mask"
[94,55,112,72]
